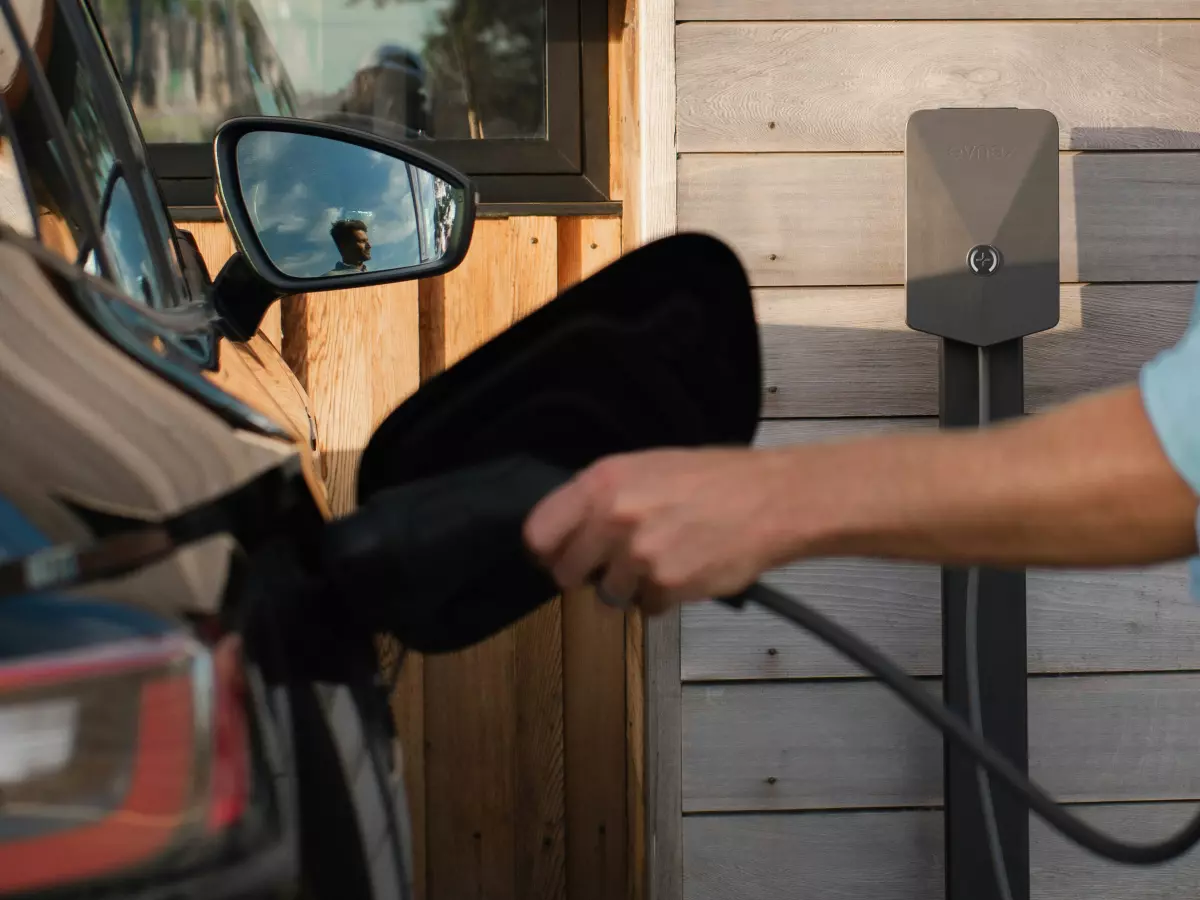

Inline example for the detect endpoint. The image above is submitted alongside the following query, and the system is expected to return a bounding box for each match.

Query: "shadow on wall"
[1024,125,1195,411]
[757,126,1200,420]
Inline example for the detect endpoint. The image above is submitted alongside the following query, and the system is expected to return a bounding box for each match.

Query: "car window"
[74,0,191,295]
[80,171,162,306]
[1,0,181,308]
[96,0,296,143]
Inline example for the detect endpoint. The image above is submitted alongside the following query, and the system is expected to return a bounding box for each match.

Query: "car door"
[0,0,329,616]
[79,0,331,515]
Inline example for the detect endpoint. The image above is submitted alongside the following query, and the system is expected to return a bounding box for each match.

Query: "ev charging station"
[906,107,1061,900]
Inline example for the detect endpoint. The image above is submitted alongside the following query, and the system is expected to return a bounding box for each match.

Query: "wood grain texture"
[635,0,675,245]
[559,218,630,900]
[683,803,1200,900]
[423,218,564,900]
[678,0,1200,19]
[646,607,682,900]
[279,276,423,898]
[628,2,682,897]
[683,558,1196,680]
[682,675,1200,811]
[677,153,1200,287]
[626,608,646,900]
[286,283,420,514]
[618,0,641,257]
[753,283,1193,417]
[608,0,626,204]
[185,221,281,348]
[516,600,567,900]
[676,22,1200,152]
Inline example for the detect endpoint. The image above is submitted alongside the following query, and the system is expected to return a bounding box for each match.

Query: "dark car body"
[0,0,422,895]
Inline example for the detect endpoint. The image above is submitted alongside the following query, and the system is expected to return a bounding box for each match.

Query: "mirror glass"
[235,130,466,280]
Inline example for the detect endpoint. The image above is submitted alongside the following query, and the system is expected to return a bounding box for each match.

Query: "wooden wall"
[664,4,1200,899]
[184,214,635,900]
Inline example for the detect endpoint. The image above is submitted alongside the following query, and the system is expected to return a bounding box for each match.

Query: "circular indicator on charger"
[967,244,1002,277]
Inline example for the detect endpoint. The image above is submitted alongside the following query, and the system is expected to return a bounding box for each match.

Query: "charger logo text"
[949,145,1012,161]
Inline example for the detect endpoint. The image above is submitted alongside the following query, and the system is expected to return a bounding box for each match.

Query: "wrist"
[760,430,969,564]
[752,440,882,564]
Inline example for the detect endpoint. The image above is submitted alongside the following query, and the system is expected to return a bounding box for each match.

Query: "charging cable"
[968,345,1015,900]
[726,580,1200,863]
[967,566,1013,900]
[726,341,1200,865]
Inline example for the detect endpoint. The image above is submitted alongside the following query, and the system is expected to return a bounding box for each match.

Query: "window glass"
[82,174,161,306]
[76,2,189,300]
[2,0,171,307]
[96,0,546,143]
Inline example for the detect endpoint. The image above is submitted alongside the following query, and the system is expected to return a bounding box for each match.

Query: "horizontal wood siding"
[676,23,1200,152]
[678,154,1200,287]
[678,1,1200,20]
[683,676,1200,811]
[683,561,1196,680]
[683,805,1200,900]
[753,283,1193,417]
[669,6,1200,899]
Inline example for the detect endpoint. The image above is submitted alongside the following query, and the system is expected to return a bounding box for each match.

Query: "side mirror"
[213,117,477,295]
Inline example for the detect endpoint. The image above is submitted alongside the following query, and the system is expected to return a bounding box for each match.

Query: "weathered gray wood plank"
[682,676,1200,811]
[753,283,1193,417]
[678,153,1200,287]
[684,804,1200,900]
[677,0,1200,20]
[753,417,936,446]
[647,609,683,900]
[682,560,1195,680]
[677,23,1200,152]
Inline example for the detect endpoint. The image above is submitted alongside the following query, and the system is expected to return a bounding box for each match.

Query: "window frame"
[144,0,611,212]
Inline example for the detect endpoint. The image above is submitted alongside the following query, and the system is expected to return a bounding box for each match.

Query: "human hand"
[522,447,797,615]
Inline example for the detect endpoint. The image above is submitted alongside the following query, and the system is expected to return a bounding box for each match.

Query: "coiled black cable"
[727,581,1200,864]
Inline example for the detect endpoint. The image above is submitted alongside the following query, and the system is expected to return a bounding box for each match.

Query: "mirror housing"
[213,117,477,296]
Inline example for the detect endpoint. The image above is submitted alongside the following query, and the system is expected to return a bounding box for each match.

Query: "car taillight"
[207,634,250,834]
[0,630,253,895]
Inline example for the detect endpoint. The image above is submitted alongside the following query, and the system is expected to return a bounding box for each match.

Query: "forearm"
[772,384,1199,569]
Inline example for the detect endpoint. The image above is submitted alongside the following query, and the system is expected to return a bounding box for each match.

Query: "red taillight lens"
[207,634,250,834]
[0,632,248,895]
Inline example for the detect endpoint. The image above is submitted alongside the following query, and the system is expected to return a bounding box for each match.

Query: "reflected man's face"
[349,228,372,262]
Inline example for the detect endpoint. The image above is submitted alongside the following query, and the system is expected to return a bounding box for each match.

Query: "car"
[0,0,477,895]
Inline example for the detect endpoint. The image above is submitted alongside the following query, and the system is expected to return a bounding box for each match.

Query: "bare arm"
[777,384,1199,570]
[526,382,1199,611]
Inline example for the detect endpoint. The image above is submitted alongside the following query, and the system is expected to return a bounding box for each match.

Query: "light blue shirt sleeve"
[1138,282,1200,599]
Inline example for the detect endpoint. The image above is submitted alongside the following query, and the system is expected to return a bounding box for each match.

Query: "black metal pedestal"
[939,338,1030,900]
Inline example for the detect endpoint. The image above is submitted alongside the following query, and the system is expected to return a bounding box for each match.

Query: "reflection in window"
[96,0,545,144]
[237,129,436,278]
[5,2,166,307]
[83,175,160,306]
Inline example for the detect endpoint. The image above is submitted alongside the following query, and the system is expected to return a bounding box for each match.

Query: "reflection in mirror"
[236,130,465,280]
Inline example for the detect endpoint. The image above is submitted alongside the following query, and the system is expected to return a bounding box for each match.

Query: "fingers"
[593,550,644,610]
[524,475,590,563]
[550,511,622,592]
[525,468,616,592]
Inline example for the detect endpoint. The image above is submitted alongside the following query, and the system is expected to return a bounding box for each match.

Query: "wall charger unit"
[907,107,1061,900]
[906,107,1060,346]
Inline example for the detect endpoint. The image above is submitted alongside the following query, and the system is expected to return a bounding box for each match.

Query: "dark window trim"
[151,0,610,209]
[169,200,623,222]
